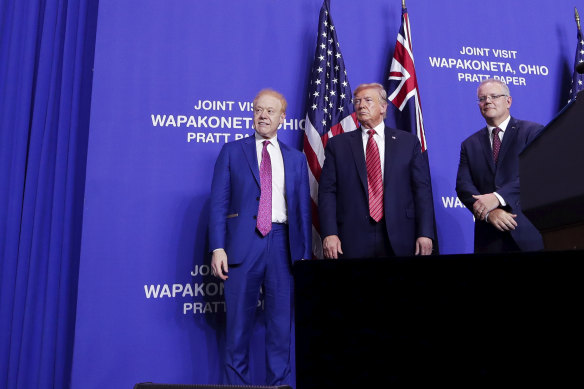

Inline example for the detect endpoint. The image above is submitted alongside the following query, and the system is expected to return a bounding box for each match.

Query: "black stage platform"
[293,250,583,388]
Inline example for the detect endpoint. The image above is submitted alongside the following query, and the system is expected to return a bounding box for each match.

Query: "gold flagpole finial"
[576,7,581,31]
[402,0,406,10]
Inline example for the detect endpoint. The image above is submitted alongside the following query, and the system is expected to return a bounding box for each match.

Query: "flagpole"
[402,0,406,10]
[575,7,581,31]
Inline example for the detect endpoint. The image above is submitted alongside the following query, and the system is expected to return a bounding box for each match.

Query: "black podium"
[519,90,584,249]
[293,252,583,388]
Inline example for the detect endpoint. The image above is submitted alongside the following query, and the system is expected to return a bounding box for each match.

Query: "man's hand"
[211,249,229,280]
[415,237,433,256]
[472,193,500,220]
[323,235,343,259]
[487,208,517,231]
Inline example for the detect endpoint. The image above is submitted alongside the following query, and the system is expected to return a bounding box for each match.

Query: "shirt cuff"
[493,192,506,207]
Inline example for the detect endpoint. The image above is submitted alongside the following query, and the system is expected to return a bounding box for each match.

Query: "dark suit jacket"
[455,116,544,252]
[209,135,312,263]
[318,126,436,257]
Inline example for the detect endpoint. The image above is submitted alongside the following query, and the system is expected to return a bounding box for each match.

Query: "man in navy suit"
[319,82,435,259]
[456,78,544,253]
[209,88,311,386]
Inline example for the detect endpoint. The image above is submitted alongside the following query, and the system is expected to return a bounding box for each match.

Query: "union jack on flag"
[303,0,357,258]
[386,3,427,152]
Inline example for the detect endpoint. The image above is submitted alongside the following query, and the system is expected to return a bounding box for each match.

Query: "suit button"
[253,215,257,219]
[256,197,260,201]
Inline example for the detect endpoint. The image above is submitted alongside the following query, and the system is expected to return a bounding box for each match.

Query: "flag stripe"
[302,0,355,258]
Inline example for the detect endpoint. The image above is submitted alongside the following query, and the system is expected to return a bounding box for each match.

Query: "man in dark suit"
[209,88,311,386]
[456,78,544,253]
[319,82,435,259]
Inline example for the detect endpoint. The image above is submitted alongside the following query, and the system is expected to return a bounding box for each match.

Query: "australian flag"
[385,3,426,151]
[569,13,584,103]
[385,2,439,254]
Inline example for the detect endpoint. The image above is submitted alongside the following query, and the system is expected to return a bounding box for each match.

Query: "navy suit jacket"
[318,126,436,257]
[209,135,312,263]
[456,116,544,252]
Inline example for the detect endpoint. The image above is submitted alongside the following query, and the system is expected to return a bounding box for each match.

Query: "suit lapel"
[497,117,518,166]
[279,140,294,193]
[383,127,396,191]
[349,129,368,193]
[480,127,496,173]
[242,136,260,187]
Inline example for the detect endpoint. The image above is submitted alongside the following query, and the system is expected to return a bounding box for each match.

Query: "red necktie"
[492,127,502,164]
[366,130,383,222]
[257,140,272,236]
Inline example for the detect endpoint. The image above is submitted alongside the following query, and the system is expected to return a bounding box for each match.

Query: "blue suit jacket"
[456,117,544,252]
[318,126,436,257]
[209,135,312,263]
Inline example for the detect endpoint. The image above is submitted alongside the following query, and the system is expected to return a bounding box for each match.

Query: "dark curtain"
[0,0,98,388]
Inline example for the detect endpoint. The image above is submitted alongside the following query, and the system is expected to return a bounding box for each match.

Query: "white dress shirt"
[486,114,511,207]
[360,121,386,180]
[255,133,287,223]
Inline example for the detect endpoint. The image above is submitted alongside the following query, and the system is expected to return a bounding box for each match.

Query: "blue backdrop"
[70,1,581,388]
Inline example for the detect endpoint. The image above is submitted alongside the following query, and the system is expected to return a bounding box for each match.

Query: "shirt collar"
[361,121,385,138]
[255,132,278,145]
[487,115,511,134]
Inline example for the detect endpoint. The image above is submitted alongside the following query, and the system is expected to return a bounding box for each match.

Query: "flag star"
[329,38,333,44]
[313,91,319,97]
[332,78,338,84]
[579,80,583,85]
[335,65,340,71]
[340,93,346,99]
[322,32,327,37]
[342,81,348,87]
[327,50,332,56]
[317,67,323,73]
[312,104,317,110]
[330,25,335,31]
[330,90,336,96]
[319,55,325,61]
[336,53,341,59]
[324,96,329,101]
[327,61,331,67]
[320,43,326,49]
[323,108,328,113]
[329,102,333,108]
[324,20,328,27]
[322,119,327,126]
[315,79,321,85]
[338,106,344,112]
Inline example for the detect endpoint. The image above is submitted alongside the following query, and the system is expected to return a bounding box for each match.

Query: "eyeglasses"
[477,94,507,103]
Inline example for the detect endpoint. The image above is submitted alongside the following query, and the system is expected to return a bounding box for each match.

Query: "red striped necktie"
[366,129,383,222]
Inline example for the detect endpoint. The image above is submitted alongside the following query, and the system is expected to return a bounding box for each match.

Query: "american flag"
[303,0,357,258]
[385,1,427,152]
[569,8,583,103]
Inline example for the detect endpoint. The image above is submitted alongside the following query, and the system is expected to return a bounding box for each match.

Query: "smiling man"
[456,78,544,253]
[209,88,311,386]
[318,83,436,259]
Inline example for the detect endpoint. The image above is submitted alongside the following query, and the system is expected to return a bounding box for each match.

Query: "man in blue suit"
[209,88,311,386]
[456,78,544,253]
[319,83,435,259]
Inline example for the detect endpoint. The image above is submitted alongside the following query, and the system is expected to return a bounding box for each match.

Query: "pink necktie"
[492,127,502,164]
[366,130,383,222]
[257,140,272,236]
